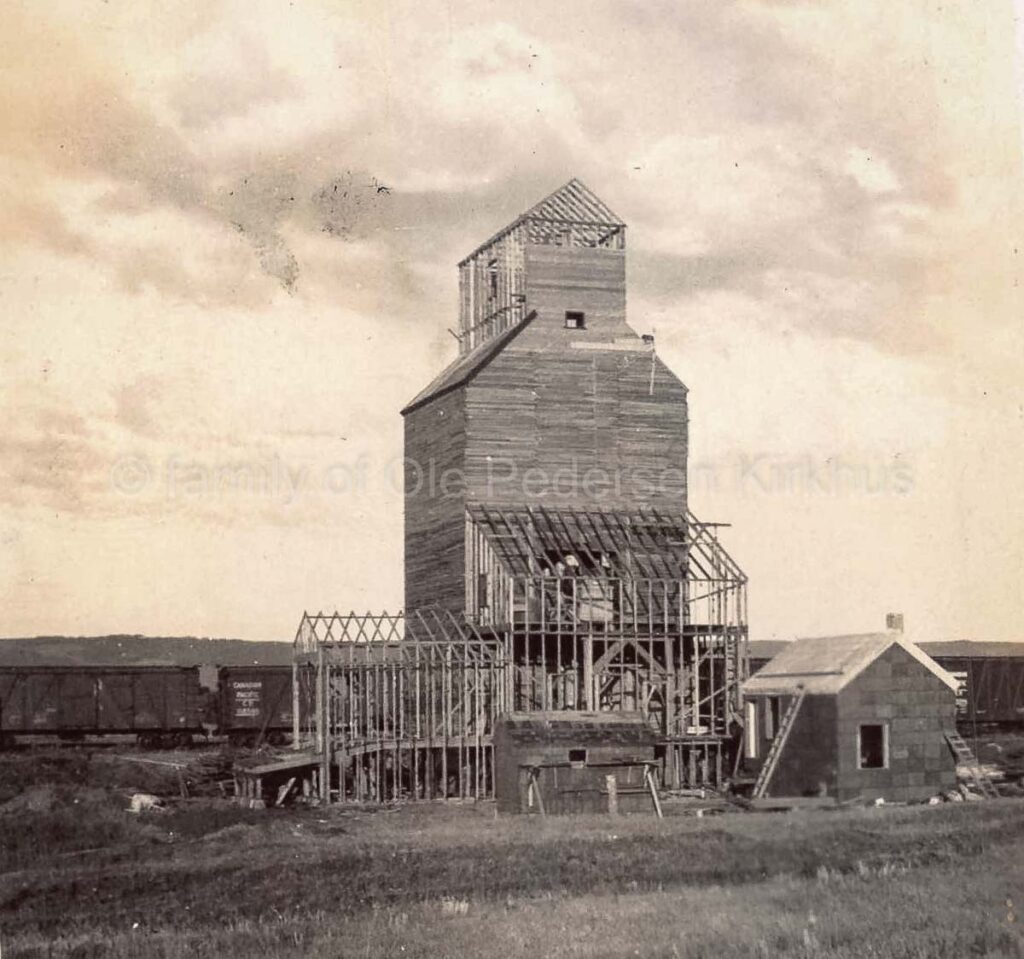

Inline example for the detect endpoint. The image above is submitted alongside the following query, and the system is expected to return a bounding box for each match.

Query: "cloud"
[0,0,1021,640]
[168,32,302,130]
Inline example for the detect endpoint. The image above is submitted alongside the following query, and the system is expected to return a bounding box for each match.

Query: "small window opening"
[859,724,887,769]
[568,748,587,765]
[476,572,489,610]
[564,310,586,329]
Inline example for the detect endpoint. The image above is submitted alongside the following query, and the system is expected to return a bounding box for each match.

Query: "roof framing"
[466,504,746,585]
[458,178,625,267]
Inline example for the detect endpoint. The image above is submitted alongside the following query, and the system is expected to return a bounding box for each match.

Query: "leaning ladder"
[751,688,806,799]
[945,731,1000,799]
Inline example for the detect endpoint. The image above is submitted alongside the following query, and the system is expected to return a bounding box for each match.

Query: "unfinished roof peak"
[455,178,627,355]
[459,178,625,269]
[518,177,625,230]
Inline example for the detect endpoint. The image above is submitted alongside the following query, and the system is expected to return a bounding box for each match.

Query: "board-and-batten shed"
[493,712,660,815]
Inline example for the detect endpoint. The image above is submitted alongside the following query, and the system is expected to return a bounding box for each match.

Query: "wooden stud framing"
[294,502,746,805]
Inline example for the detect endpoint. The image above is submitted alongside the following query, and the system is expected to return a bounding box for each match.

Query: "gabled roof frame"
[458,178,626,267]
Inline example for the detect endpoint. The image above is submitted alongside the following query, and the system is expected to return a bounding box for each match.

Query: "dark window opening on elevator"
[564,311,585,329]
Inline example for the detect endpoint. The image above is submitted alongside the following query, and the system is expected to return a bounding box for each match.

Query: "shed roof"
[401,310,536,414]
[749,638,1024,664]
[742,632,959,696]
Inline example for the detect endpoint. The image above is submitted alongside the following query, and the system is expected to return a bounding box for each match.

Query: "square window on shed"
[858,724,888,769]
[568,748,587,765]
[564,311,586,329]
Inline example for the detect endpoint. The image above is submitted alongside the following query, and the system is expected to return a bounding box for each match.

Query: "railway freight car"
[925,642,1024,726]
[0,666,203,747]
[217,665,295,746]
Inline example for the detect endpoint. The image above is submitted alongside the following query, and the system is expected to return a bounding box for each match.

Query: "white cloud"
[844,148,900,194]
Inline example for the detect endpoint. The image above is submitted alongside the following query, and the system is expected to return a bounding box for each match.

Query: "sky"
[1,0,1022,643]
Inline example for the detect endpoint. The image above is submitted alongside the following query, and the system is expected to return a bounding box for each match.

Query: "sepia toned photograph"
[1,1,1022,956]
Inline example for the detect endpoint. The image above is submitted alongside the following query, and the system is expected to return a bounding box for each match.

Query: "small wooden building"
[494,712,659,814]
[741,633,958,802]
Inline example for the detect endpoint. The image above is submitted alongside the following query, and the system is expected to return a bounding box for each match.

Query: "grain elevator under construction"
[292,179,749,804]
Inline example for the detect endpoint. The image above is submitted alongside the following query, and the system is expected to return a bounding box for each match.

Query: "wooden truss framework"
[467,505,747,787]
[294,610,507,803]
[455,178,626,354]
[294,507,747,803]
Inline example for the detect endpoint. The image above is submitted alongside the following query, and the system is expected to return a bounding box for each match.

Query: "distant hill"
[4,634,1020,673]
[0,635,293,668]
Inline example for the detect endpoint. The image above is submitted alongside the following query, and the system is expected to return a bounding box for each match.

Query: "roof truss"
[467,504,746,585]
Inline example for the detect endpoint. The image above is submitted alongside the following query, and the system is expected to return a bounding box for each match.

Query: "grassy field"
[1,750,1023,958]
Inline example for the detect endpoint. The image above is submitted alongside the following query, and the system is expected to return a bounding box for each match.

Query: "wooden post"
[315,645,325,755]
[584,635,594,710]
[530,768,546,817]
[292,659,300,750]
[645,765,663,819]
[318,649,330,802]
[606,774,619,815]
[664,632,676,788]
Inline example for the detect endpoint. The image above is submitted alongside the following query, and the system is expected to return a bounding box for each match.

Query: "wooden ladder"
[751,687,806,799]
[945,731,1000,799]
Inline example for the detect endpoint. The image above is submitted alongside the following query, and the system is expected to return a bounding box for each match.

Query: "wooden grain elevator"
[294,179,748,803]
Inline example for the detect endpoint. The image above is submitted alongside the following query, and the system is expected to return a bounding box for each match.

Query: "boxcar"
[0,666,203,746]
[217,665,295,745]
[935,656,1024,726]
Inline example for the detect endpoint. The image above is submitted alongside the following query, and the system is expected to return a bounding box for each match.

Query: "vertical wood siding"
[465,347,687,511]
[403,389,467,613]
[406,242,689,614]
